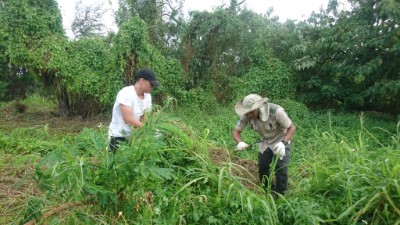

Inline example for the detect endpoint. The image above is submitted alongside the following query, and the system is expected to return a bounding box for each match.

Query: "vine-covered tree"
[60,37,115,117]
[116,0,185,56]
[180,3,294,103]
[112,17,187,104]
[0,0,70,116]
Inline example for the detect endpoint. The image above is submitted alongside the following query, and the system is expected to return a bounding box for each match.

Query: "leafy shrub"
[232,58,295,101]
[179,87,218,111]
[275,98,311,123]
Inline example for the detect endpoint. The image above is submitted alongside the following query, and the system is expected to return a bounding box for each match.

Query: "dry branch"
[23,201,83,225]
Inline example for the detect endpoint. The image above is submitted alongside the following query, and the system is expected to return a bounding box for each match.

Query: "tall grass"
[17,102,279,224]
[4,98,399,224]
[284,113,400,224]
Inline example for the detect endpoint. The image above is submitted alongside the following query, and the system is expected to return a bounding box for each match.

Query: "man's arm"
[120,104,142,128]
[283,123,296,142]
[232,128,243,144]
[233,128,250,150]
[275,108,296,142]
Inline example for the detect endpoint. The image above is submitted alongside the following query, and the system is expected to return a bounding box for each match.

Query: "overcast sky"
[57,0,330,38]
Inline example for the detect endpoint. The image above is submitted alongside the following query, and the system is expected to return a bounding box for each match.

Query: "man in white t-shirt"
[232,94,296,196]
[108,68,160,152]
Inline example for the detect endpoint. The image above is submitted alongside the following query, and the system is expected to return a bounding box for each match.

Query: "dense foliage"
[0,0,68,114]
[1,0,400,223]
[1,0,399,115]
[0,96,399,224]
[291,0,400,113]
[61,38,115,116]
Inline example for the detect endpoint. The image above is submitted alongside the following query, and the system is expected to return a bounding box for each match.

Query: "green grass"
[1,96,399,224]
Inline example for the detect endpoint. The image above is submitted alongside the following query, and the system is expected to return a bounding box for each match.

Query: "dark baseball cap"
[135,68,160,87]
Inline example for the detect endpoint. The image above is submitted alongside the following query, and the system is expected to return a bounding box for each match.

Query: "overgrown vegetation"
[0,96,399,224]
[1,0,400,224]
[1,0,399,116]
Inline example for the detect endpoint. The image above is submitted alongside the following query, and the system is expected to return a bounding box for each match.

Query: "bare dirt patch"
[208,147,260,190]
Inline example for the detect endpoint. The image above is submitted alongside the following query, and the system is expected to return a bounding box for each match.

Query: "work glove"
[273,141,286,160]
[155,129,163,140]
[237,142,249,151]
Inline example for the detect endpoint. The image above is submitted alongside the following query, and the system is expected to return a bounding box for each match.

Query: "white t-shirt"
[108,86,152,137]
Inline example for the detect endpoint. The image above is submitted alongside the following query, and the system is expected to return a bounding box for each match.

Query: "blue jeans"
[258,144,291,195]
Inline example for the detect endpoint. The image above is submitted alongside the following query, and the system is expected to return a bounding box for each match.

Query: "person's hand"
[273,142,286,160]
[237,142,249,151]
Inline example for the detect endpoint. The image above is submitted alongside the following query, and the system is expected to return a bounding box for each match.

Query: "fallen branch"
[24,201,84,225]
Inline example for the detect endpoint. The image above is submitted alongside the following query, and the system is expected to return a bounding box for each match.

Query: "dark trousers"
[258,145,291,195]
[108,136,127,153]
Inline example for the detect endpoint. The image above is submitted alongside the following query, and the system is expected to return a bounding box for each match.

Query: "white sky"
[57,0,330,38]
[185,0,329,18]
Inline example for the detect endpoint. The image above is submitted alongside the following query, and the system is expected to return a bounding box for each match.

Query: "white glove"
[237,142,249,151]
[273,142,286,160]
[155,129,163,139]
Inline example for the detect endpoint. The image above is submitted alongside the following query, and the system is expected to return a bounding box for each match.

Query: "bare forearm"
[125,118,142,128]
[120,104,142,128]
[232,129,243,144]
[283,123,296,141]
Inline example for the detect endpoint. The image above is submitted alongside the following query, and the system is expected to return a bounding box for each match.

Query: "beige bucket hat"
[235,94,269,120]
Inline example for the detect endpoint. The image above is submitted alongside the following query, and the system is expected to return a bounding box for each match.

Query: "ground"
[0,103,107,223]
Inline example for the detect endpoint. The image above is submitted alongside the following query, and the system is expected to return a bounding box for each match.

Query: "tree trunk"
[57,85,69,117]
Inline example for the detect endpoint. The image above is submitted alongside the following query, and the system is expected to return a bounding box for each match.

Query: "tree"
[71,0,106,39]
[0,0,70,116]
[291,0,400,114]
[116,0,185,56]
[180,5,294,103]
[112,16,187,104]
[60,37,115,117]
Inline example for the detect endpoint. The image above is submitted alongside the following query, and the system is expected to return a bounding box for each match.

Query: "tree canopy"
[0,0,399,116]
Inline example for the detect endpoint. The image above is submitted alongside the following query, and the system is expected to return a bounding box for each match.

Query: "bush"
[179,87,218,111]
[231,58,295,101]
